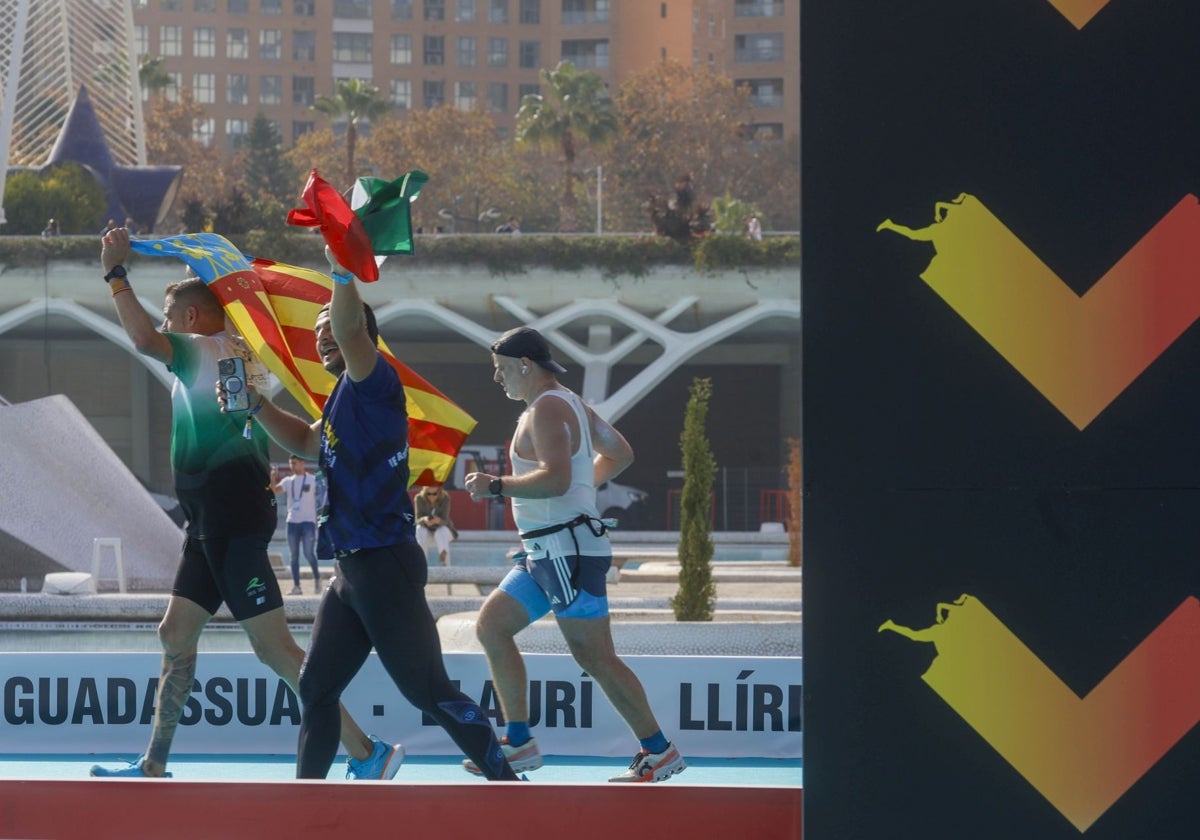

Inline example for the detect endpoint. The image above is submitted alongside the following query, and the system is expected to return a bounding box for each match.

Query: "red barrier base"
[0,779,801,840]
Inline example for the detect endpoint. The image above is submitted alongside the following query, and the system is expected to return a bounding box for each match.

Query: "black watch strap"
[489,477,503,497]
[103,265,127,282]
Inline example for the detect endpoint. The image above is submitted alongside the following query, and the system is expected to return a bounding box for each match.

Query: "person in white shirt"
[273,455,321,594]
[414,485,457,566]
[747,215,763,241]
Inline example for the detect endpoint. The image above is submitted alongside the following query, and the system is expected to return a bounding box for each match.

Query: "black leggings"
[296,542,517,780]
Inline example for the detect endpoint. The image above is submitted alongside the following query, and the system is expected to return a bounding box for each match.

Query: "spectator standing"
[272,455,322,595]
[747,215,763,241]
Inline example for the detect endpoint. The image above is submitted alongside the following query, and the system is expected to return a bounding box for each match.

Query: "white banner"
[0,652,800,759]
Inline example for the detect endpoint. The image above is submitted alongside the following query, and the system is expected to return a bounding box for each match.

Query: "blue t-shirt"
[318,353,416,551]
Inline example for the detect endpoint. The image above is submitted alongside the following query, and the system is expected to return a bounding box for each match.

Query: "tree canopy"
[515,61,617,231]
[243,114,296,205]
[138,55,174,96]
[1,163,106,235]
[312,79,392,189]
[130,61,798,235]
[611,61,758,232]
[362,105,523,233]
[143,91,236,230]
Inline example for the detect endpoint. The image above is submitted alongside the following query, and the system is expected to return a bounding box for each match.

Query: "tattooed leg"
[143,649,198,774]
[138,595,210,776]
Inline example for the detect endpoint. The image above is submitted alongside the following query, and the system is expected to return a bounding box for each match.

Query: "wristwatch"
[489,477,503,497]
[103,265,127,282]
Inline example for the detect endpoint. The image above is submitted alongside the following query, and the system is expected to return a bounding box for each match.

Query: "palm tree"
[515,61,616,231]
[312,79,391,188]
[138,55,174,97]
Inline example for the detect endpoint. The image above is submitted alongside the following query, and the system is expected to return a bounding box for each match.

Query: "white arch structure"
[0,295,800,424]
[0,297,174,390]
[351,295,801,422]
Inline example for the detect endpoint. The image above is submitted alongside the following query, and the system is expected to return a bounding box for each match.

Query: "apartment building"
[130,0,797,153]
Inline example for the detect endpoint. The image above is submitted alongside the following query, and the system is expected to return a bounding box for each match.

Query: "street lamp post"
[595,164,603,235]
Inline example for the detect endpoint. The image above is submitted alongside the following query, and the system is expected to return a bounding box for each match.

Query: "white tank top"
[509,390,602,545]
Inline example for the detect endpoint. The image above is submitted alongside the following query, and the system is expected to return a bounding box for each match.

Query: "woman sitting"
[414,485,458,565]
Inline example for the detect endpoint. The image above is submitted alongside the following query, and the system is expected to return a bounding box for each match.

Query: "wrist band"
[331,270,354,285]
[243,396,265,439]
[111,284,132,298]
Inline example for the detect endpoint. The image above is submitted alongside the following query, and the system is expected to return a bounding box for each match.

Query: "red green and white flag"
[286,168,429,280]
[352,169,428,255]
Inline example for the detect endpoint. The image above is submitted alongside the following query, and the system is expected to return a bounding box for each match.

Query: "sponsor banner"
[806,0,1200,834]
[0,652,800,758]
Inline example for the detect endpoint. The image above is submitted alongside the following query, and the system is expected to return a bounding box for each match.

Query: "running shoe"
[89,755,172,778]
[288,585,302,596]
[346,735,404,780]
[608,743,686,783]
[462,736,543,775]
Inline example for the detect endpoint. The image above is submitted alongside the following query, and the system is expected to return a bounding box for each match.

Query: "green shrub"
[2,163,107,235]
[711,193,767,235]
[0,230,798,277]
[693,232,799,272]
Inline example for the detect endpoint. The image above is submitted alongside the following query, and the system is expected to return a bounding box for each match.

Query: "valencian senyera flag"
[129,232,475,486]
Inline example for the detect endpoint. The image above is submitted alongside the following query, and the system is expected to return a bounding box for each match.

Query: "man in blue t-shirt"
[239,246,517,781]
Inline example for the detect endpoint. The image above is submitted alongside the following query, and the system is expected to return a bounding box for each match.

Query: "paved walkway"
[1,533,801,655]
[0,563,800,621]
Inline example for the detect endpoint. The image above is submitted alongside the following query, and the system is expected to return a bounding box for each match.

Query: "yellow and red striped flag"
[129,234,474,486]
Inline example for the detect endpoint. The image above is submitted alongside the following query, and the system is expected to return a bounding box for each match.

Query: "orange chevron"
[877,194,1200,429]
[880,595,1200,831]
[1047,0,1109,29]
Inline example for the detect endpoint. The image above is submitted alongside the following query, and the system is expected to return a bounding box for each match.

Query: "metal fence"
[624,466,790,532]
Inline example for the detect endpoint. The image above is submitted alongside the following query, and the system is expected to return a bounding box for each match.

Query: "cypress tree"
[786,437,802,567]
[672,377,717,621]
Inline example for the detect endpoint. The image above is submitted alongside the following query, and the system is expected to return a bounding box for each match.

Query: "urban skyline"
[128,0,797,156]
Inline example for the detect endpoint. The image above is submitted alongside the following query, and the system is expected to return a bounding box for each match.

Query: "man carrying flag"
[239,254,475,486]
[90,227,402,782]
[223,245,519,782]
[129,182,469,488]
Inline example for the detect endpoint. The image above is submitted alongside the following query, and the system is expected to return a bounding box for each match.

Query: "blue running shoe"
[346,736,404,780]
[89,755,172,778]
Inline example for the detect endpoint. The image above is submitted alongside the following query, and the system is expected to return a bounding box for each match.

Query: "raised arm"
[102,228,173,365]
[326,246,379,383]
